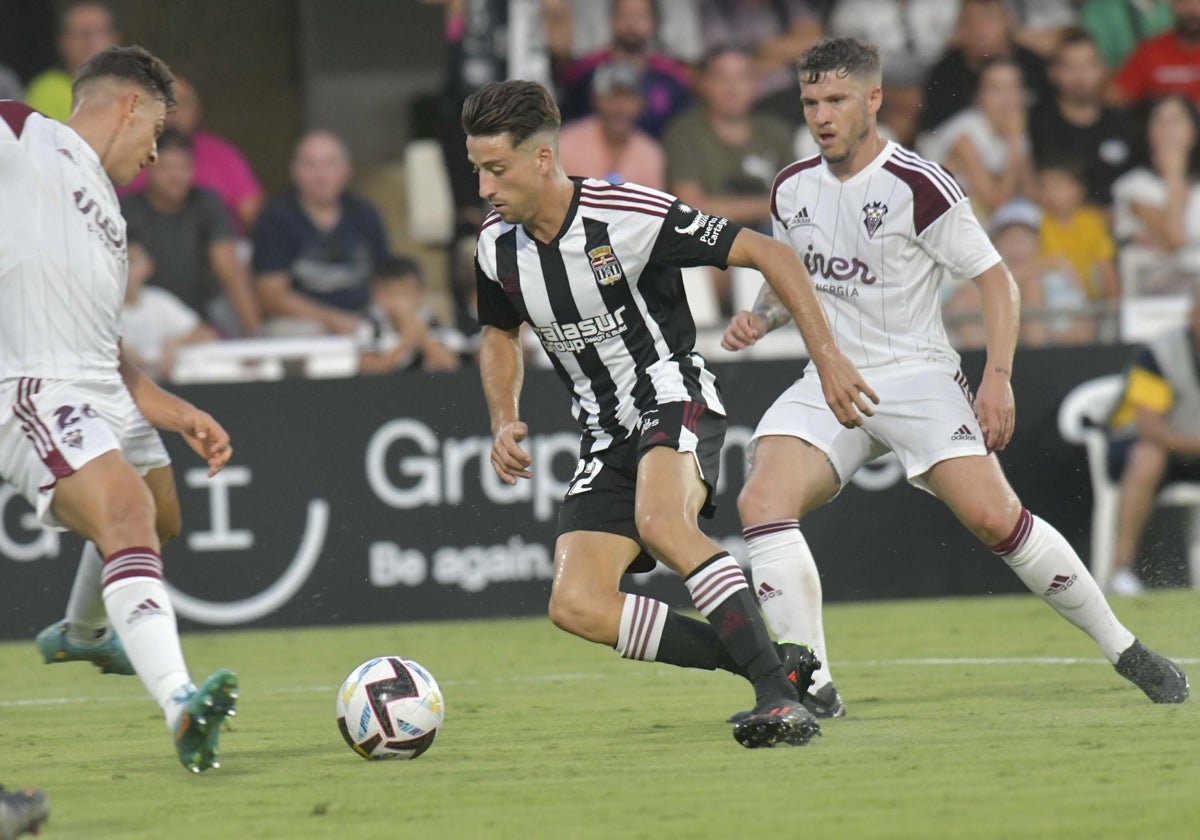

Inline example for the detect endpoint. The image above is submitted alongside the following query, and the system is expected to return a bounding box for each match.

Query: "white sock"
[994,510,1135,663]
[744,520,834,688]
[65,542,109,646]
[101,547,193,728]
[615,594,668,661]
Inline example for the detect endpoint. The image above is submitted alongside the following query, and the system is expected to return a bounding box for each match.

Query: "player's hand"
[180,409,233,477]
[975,370,1015,451]
[815,351,879,428]
[491,420,532,484]
[721,311,767,352]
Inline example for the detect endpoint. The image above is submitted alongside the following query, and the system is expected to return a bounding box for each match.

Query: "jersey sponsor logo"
[534,305,629,354]
[862,201,888,238]
[587,244,625,286]
[674,207,729,246]
[803,245,878,288]
[786,206,811,228]
[73,187,125,255]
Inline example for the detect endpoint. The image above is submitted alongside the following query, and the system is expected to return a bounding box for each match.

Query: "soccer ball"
[336,656,445,760]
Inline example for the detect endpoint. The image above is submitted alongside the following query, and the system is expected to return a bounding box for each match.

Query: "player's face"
[467,133,549,225]
[109,92,166,187]
[800,71,880,166]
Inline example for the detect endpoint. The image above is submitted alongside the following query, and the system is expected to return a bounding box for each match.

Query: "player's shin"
[64,541,109,645]
[744,520,834,688]
[100,547,193,725]
[684,553,795,704]
[993,509,1135,663]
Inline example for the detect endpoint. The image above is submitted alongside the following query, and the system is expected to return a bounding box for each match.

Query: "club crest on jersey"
[862,201,888,238]
[587,245,625,286]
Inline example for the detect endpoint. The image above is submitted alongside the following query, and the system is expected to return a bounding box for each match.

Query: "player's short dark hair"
[156,127,191,155]
[461,80,561,147]
[73,45,176,108]
[796,38,881,86]
[375,254,423,283]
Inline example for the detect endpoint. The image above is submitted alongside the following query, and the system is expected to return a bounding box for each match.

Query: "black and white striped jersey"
[475,178,741,452]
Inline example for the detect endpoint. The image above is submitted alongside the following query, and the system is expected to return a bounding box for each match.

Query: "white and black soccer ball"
[336,656,445,760]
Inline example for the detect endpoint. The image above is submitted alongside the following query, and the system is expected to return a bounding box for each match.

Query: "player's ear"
[535,142,554,174]
[867,84,883,117]
[124,90,142,125]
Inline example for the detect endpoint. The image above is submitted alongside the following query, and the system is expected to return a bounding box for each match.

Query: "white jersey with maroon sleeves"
[770,141,1001,371]
[475,178,739,452]
[0,101,126,382]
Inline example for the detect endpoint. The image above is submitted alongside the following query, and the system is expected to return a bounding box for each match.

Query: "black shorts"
[1107,436,1200,484]
[557,401,726,573]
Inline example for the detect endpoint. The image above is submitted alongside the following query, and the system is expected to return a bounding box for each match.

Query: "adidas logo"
[787,206,811,227]
[950,424,976,441]
[756,581,783,603]
[720,610,748,639]
[126,597,167,625]
[1044,574,1077,597]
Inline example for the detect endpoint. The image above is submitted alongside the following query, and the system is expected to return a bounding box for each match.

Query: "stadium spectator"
[567,0,705,64]
[359,256,461,374]
[724,37,1187,712]
[1105,294,1200,594]
[826,0,960,148]
[24,1,119,122]
[1029,29,1138,207]
[252,130,389,337]
[1111,0,1200,105]
[662,45,794,313]
[120,129,260,337]
[121,236,219,382]
[1006,0,1079,56]
[918,57,1034,217]
[558,0,691,138]
[1111,94,1200,295]
[699,0,824,105]
[1035,158,1121,310]
[1082,0,1175,69]
[919,0,1053,135]
[558,60,666,188]
[120,71,264,235]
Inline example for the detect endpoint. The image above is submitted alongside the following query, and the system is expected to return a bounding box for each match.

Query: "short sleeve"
[196,188,234,243]
[913,199,1002,280]
[648,200,743,269]
[250,200,297,274]
[475,256,522,330]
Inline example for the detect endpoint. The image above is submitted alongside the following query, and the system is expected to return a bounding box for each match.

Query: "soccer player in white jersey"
[0,46,238,772]
[465,79,879,747]
[723,37,1188,718]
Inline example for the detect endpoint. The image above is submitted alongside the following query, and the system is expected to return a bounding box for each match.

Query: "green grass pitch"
[1,591,1197,839]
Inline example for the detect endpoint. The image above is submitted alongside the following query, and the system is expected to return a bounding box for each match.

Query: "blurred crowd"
[4,0,1200,379]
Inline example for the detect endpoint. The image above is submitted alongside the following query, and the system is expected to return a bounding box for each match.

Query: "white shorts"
[751,360,987,493]
[0,377,171,528]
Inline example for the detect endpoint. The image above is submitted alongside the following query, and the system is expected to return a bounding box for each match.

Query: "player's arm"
[725,229,878,427]
[118,344,232,477]
[475,254,531,483]
[971,261,1019,451]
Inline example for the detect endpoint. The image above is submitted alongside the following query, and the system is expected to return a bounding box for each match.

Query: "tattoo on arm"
[751,284,793,333]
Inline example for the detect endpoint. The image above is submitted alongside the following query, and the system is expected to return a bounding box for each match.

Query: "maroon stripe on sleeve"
[770,155,821,224]
[0,100,36,137]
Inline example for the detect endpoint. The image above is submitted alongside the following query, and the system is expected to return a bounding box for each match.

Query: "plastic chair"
[1057,374,1200,588]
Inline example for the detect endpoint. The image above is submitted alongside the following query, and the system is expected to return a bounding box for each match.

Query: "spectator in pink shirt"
[120,71,263,234]
[558,60,666,189]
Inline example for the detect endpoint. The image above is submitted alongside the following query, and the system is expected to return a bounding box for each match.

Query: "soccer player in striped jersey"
[465,79,878,747]
[724,37,1187,716]
[0,47,238,772]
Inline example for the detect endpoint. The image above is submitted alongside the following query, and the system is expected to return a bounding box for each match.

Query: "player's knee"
[970,507,1022,547]
[737,480,779,525]
[547,588,605,642]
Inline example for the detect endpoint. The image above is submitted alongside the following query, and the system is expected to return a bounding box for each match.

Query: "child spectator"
[1036,159,1121,307]
[121,236,218,382]
[360,256,461,374]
